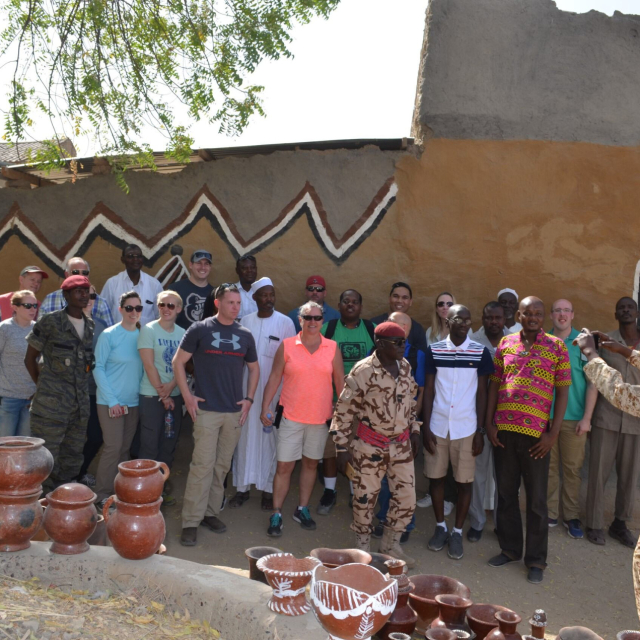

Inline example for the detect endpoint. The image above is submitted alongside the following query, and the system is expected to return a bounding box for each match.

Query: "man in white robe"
[231,277,296,510]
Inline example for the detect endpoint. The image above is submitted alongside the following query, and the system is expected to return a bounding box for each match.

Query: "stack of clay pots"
[0,437,53,552]
[103,459,168,560]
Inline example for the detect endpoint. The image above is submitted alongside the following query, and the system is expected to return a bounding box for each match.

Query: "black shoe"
[400,530,410,545]
[267,512,283,537]
[317,488,337,515]
[428,526,449,551]
[292,506,317,531]
[180,527,197,546]
[448,532,464,560]
[488,552,517,568]
[527,567,544,584]
[200,515,227,534]
[609,521,637,548]
[372,522,384,538]
[467,527,483,543]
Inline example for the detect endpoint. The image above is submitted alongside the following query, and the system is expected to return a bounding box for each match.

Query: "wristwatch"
[477,427,486,435]
[244,397,254,403]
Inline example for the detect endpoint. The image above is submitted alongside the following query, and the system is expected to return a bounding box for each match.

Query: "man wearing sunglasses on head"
[41,257,115,327]
[287,275,340,333]
[0,265,49,321]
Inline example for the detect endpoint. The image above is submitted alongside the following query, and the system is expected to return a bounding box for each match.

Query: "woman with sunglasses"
[93,290,144,508]
[0,290,38,436]
[426,291,457,346]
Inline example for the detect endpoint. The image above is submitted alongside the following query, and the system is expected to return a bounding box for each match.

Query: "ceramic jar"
[486,611,522,640]
[309,562,398,640]
[431,594,474,635]
[378,559,417,640]
[103,495,165,560]
[0,436,53,495]
[256,552,321,616]
[114,459,169,504]
[617,632,640,640]
[245,546,283,584]
[310,547,372,568]
[369,552,395,574]
[43,483,98,554]
[468,605,512,640]
[0,489,43,551]
[528,610,546,639]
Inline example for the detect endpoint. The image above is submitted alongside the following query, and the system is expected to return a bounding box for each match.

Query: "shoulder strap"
[324,319,338,340]
[362,319,376,344]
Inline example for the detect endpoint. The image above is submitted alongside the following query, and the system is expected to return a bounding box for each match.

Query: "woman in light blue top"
[93,291,144,505]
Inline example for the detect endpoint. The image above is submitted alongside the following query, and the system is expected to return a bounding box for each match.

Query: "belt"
[356,421,410,449]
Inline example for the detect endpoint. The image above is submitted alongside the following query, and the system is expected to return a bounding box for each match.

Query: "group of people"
[0,248,638,586]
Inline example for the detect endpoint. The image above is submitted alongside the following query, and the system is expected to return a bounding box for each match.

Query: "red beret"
[374,321,406,338]
[306,275,326,288]
[61,275,91,290]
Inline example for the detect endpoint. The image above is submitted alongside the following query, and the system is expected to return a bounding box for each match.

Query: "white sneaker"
[444,500,454,516]
[416,493,432,508]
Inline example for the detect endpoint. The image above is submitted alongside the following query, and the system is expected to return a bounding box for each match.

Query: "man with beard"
[497,288,522,335]
[230,277,296,510]
[171,250,213,329]
[234,255,258,320]
[287,275,340,332]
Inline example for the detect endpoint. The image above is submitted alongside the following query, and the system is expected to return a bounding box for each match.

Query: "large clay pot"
[0,489,43,551]
[256,552,321,616]
[378,559,417,640]
[0,437,53,496]
[408,575,471,635]
[114,459,169,504]
[43,483,97,554]
[431,594,474,635]
[310,547,372,568]
[103,495,165,560]
[245,546,283,584]
[468,605,512,640]
[486,611,522,640]
[309,562,398,640]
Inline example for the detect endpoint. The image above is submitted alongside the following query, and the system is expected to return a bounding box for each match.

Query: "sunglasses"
[437,301,454,308]
[89,293,97,300]
[158,302,177,310]
[380,337,407,346]
[71,269,90,276]
[16,303,37,309]
[302,315,324,322]
[123,305,143,313]
[307,286,325,293]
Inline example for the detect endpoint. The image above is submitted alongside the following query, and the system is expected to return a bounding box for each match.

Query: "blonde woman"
[426,292,457,346]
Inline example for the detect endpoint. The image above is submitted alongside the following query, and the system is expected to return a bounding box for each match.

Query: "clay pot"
[388,634,412,640]
[427,630,458,640]
[617,633,640,640]
[256,552,321,616]
[103,495,165,560]
[245,546,283,584]
[43,483,97,554]
[378,559,417,640]
[528,610,547,639]
[114,459,169,504]
[408,575,471,635]
[310,547,372,568]
[0,436,53,496]
[468,605,512,640]
[486,611,522,640]
[0,489,43,551]
[431,594,474,635]
[369,552,395,574]
[309,562,398,640]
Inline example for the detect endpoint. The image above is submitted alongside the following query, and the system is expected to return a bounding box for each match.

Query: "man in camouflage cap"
[24,275,94,493]
[331,321,421,568]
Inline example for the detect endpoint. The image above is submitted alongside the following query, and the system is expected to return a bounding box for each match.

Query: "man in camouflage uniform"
[332,321,421,568]
[24,275,94,493]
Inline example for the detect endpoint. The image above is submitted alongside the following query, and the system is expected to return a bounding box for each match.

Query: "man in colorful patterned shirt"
[485,296,571,584]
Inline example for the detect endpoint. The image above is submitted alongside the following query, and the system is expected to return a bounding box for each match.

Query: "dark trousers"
[494,430,549,569]
[78,395,102,479]
[138,395,183,468]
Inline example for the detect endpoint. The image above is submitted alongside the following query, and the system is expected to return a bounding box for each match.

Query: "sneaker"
[488,552,517,568]
[448,531,464,560]
[548,517,558,527]
[400,530,410,545]
[267,512,283,537]
[293,506,317,531]
[444,501,454,516]
[317,488,337,515]
[428,525,449,551]
[564,519,584,539]
[467,527,483,543]
[80,473,96,487]
[220,494,227,511]
[372,522,384,538]
[527,567,544,584]
[416,493,432,508]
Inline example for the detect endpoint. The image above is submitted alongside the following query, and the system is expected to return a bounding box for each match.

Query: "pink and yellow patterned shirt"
[490,331,572,438]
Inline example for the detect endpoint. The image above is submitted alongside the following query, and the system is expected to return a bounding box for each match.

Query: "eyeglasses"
[380,338,407,346]
[306,286,325,293]
[16,303,37,309]
[70,269,90,276]
[158,302,177,310]
[89,293,97,300]
[215,283,240,298]
[551,308,573,314]
[302,315,324,322]
[437,301,454,308]
[450,317,472,326]
[123,305,143,313]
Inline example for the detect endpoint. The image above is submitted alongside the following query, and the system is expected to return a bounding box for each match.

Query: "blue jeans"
[376,475,416,532]
[0,397,31,437]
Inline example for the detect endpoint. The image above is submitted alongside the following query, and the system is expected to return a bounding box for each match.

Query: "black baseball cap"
[190,250,212,264]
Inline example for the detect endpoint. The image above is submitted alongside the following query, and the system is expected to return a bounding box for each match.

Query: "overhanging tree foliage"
[1,0,340,189]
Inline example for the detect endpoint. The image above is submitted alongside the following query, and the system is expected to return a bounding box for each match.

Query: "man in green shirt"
[547,299,597,539]
[317,289,375,514]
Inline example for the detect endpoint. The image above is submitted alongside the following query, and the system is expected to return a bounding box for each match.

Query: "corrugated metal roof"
[0,138,76,166]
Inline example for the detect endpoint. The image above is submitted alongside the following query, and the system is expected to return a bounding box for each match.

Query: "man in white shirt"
[101,244,163,326]
[498,288,522,335]
[234,254,258,320]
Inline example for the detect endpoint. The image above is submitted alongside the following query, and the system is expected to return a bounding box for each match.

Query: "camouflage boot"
[355,532,370,552]
[380,527,415,569]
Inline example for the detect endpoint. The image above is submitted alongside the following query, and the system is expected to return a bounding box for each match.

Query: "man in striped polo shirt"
[422,304,494,560]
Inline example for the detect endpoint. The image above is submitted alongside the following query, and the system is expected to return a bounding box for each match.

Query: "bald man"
[485,296,571,584]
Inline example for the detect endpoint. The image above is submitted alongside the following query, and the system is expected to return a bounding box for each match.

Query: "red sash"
[356,421,410,448]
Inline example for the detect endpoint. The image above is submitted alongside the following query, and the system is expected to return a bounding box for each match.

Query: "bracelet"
[244,397,254,403]
[336,448,348,453]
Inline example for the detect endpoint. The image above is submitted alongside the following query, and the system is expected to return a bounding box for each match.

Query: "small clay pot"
[310,547,372,568]
[427,630,458,640]
[245,546,283,584]
[0,437,53,496]
[0,489,43,551]
[431,594,474,635]
[388,634,412,640]
[468,604,512,640]
[370,551,396,574]
[617,633,640,640]
[528,609,547,639]
[103,495,165,560]
[378,559,417,640]
[486,611,522,640]
[44,483,98,554]
[256,552,321,616]
[114,459,170,504]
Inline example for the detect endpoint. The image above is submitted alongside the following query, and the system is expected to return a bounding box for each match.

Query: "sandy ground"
[122,423,639,639]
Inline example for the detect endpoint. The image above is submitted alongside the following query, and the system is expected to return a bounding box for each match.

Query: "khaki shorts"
[277,417,329,462]
[425,432,476,483]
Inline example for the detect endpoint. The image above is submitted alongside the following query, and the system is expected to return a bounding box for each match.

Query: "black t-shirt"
[170,279,214,329]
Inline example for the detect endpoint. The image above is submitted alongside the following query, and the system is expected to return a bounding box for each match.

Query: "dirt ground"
[128,423,638,639]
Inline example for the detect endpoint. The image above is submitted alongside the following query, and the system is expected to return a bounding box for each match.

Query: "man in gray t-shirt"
[173,284,259,546]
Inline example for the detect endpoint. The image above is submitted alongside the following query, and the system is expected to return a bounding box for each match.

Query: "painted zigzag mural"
[0,178,397,276]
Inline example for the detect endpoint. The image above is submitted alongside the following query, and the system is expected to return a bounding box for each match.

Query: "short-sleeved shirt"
[179,316,257,413]
[490,331,572,438]
[550,327,587,421]
[169,279,213,329]
[321,319,375,376]
[0,318,36,399]
[425,336,494,439]
[137,321,185,397]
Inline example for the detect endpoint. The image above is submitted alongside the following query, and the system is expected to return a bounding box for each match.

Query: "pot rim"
[256,552,321,576]
[111,496,164,509]
[0,436,45,449]
[117,459,163,475]
[45,494,97,508]
[0,488,43,502]
[407,574,470,604]
[467,604,511,624]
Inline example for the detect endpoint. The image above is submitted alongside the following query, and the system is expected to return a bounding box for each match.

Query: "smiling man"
[497,288,522,335]
[171,249,214,329]
[287,275,340,332]
[234,254,258,320]
[0,265,49,321]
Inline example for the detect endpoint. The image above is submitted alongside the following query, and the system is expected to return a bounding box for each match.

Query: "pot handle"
[102,495,115,522]
[159,462,170,482]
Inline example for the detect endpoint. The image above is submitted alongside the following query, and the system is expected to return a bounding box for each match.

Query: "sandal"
[586,527,605,546]
[228,491,250,509]
[609,524,637,548]
[261,492,273,511]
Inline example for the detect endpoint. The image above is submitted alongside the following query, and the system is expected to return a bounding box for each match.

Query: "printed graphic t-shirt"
[137,320,185,397]
[170,279,214,329]
[179,316,257,413]
[321,320,375,376]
